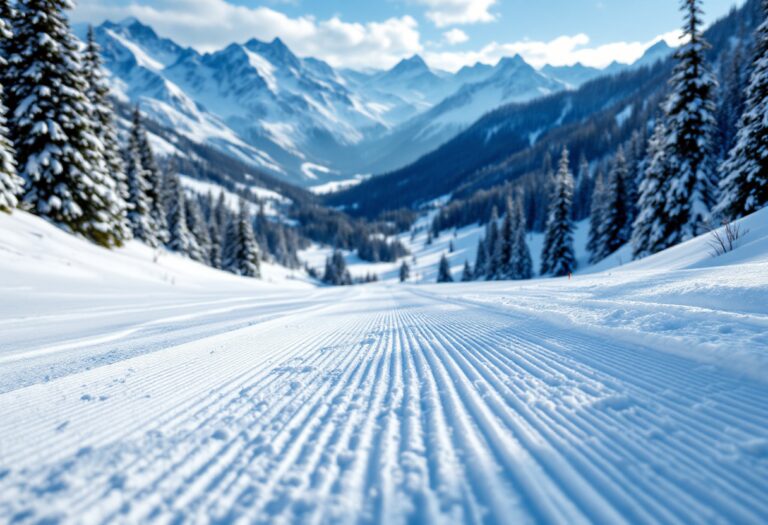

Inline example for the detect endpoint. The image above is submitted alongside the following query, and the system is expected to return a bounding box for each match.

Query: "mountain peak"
[391,54,430,74]
[496,54,528,69]
[645,39,673,54]
[271,37,288,49]
[243,36,300,68]
[118,17,142,27]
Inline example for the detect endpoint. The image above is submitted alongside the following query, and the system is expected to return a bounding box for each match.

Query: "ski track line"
[0,294,342,393]
[81,301,371,522]
[76,292,371,522]
[0,287,767,524]
[402,288,768,523]
[0,291,356,454]
[0,290,363,512]
[428,305,749,522]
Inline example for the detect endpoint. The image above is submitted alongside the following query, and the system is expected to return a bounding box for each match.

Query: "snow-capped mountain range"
[82,18,673,187]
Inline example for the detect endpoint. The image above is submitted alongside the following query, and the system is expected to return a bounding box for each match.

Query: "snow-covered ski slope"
[1,209,767,524]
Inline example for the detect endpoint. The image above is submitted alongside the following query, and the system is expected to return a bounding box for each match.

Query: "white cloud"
[443,28,469,45]
[414,0,497,27]
[72,0,422,70]
[72,0,685,73]
[425,31,683,72]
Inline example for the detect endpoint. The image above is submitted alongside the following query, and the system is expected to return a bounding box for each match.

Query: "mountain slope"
[355,55,566,175]
[329,1,757,217]
[87,19,668,186]
[2,206,767,523]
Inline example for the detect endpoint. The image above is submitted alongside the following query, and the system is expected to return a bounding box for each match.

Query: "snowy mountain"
[542,40,675,88]
[353,55,566,175]
[86,19,676,188]
[81,19,598,186]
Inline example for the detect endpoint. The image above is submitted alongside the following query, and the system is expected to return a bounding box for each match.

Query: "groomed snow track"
[1,286,766,524]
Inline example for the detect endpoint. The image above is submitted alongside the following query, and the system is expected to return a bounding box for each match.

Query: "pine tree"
[718,0,768,219]
[573,155,593,221]
[323,250,351,286]
[473,236,487,280]
[185,196,210,264]
[82,25,130,241]
[508,195,533,280]
[541,148,577,277]
[461,260,473,282]
[662,0,719,243]
[624,130,646,227]
[399,260,410,283]
[125,124,157,245]
[485,206,500,280]
[10,0,123,247]
[587,168,608,263]
[0,12,22,213]
[437,254,453,283]
[0,0,20,125]
[207,193,228,269]
[131,107,169,244]
[632,120,670,259]
[165,172,194,256]
[717,43,748,159]
[224,200,261,278]
[601,147,630,256]
[496,198,514,280]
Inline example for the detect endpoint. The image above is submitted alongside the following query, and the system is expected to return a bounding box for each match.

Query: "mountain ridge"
[82,18,674,188]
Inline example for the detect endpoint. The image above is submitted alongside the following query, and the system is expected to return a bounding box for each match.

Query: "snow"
[300,162,332,181]
[615,104,634,127]
[301,214,592,284]
[243,49,278,93]
[179,175,286,217]
[1,209,767,523]
[309,175,368,195]
[104,29,165,71]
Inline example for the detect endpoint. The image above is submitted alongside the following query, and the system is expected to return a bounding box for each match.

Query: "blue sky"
[72,0,744,71]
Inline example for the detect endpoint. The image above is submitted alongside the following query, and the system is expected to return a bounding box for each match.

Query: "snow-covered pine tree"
[185,196,210,264]
[461,260,473,282]
[496,198,514,280]
[541,148,577,277]
[207,192,228,269]
[124,122,158,245]
[0,11,22,213]
[165,172,194,256]
[624,130,646,227]
[601,147,630,256]
[437,254,453,283]
[82,25,130,241]
[587,168,608,263]
[572,155,593,221]
[485,206,500,280]
[10,0,124,247]
[323,250,351,286]
[0,0,19,116]
[473,236,487,280]
[632,120,670,259]
[718,0,768,219]
[399,260,410,283]
[223,200,261,278]
[717,43,748,160]
[322,256,337,285]
[131,107,169,244]
[508,195,533,280]
[662,0,719,244]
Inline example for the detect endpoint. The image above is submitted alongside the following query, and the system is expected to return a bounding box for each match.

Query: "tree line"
[0,0,304,278]
[429,0,768,282]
